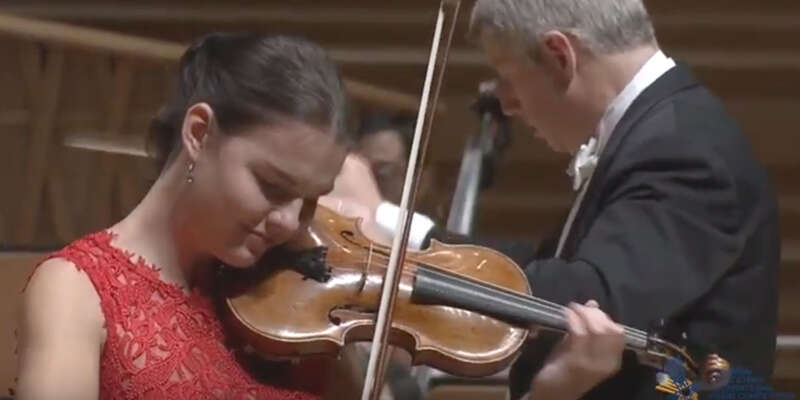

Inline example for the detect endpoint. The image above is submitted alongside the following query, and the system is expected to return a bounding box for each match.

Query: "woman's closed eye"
[256,176,295,204]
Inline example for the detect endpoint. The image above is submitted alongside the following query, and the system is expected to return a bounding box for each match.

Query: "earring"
[186,162,195,183]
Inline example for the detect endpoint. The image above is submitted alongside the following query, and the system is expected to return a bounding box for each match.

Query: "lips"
[248,228,268,241]
[249,229,273,244]
[249,226,296,250]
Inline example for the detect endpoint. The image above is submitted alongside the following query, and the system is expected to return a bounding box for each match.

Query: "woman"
[15,32,624,400]
[16,32,349,400]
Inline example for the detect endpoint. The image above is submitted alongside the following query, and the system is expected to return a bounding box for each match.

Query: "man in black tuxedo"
[470,0,781,398]
[323,0,780,398]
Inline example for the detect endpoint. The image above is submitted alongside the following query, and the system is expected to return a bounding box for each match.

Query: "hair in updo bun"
[147,32,352,170]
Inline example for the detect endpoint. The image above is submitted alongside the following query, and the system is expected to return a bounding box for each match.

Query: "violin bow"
[359,1,461,399]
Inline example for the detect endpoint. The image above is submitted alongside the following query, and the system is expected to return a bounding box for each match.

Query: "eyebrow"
[261,164,331,199]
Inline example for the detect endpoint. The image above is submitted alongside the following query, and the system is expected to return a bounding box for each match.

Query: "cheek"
[216,166,270,224]
[520,80,562,121]
[516,89,546,123]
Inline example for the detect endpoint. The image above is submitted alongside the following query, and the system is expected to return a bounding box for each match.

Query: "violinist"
[14,31,625,400]
[15,32,350,400]
[332,0,780,399]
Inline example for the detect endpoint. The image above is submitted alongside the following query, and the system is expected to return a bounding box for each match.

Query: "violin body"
[222,205,531,377]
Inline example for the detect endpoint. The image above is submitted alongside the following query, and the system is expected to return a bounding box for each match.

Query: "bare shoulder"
[15,258,106,399]
[19,257,106,344]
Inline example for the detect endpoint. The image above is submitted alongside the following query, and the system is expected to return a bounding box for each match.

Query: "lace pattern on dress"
[23,230,320,400]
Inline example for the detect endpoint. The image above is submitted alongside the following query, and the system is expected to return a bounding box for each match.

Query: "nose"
[266,198,304,235]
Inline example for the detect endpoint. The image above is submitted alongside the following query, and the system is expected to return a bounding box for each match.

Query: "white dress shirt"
[554,50,675,257]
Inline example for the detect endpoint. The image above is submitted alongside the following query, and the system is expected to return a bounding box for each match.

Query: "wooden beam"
[2,4,799,31]
[652,13,800,30]
[0,4,437,25]
[675,50,800,70]
[0,12,183,62]
[329,47,485,66]
[0,108,156,128]
[332,47,800,70]
[0,12,429,112]
[62,132,150,158]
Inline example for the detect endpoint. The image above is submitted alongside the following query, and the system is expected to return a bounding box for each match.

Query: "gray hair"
[469,0,656,60]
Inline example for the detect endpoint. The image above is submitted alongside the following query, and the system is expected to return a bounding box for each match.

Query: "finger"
[570,302,605,336]
[585,299,599,308]
[566,302,588,338]
[580,307,625,355]
[571,305,626,373]
[593,310,624,336]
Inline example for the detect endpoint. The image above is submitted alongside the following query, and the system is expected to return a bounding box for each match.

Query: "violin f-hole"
[329,305,376,326]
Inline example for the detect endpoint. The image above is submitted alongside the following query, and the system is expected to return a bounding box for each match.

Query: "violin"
[221,205,731,390]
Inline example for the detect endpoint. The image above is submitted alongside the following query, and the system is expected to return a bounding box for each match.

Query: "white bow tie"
[567,137,598,191]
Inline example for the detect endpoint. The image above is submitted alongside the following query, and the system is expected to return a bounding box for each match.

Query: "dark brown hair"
[357,113,416,156]
[148,32,352,169]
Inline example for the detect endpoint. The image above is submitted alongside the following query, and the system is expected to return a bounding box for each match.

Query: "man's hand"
[529,300,625,400]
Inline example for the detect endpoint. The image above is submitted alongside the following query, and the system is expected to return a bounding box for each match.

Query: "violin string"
[348,250,649,342]
[355,252,650,342]
[413,261,649,344]
[360,248,647,338]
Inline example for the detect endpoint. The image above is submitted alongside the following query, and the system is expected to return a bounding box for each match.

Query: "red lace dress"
[26,230,325,400]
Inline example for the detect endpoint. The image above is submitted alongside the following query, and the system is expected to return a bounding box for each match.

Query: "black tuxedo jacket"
[429,64,780,400]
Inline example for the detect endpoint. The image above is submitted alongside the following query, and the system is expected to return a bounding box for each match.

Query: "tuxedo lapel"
[559,63,701,258]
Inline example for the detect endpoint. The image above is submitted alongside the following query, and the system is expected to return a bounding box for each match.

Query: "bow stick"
[359,1,461,399]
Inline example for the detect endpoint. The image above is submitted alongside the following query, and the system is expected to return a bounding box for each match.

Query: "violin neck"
[411,266,649,351]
